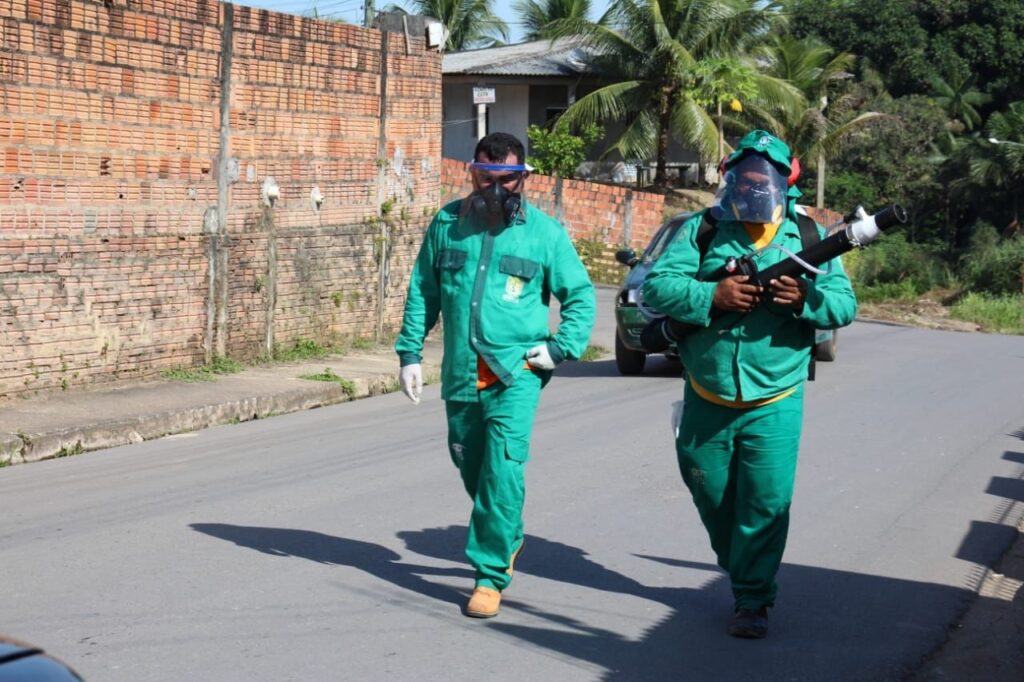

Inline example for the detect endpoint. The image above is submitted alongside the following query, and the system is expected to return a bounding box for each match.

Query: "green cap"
[726,129,793,173]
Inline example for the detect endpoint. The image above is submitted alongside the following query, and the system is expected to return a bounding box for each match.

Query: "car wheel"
[815,330,838,362]
[615,333,646,375]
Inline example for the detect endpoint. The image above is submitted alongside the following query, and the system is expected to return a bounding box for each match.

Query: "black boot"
[728,606,769,639]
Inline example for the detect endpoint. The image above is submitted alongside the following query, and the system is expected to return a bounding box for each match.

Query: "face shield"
[713,154,788,224]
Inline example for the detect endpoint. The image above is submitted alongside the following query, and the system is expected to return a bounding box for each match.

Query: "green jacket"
[396,199,596,402]
[642,210,857,401]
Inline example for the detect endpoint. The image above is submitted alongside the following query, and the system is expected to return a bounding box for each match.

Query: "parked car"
[612,209,839,376]
[612,212,693,375]
[0,636,83,680]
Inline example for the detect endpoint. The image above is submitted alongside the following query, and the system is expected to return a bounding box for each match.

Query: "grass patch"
[579,344,609,362]
[162,356,243,382]
[55,440,84,458]
[349,336,375,351]
[300,367,357,396]
[949,293,1024,334]
[273,338,337,362]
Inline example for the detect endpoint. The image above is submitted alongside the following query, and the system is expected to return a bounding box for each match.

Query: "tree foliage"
[526,123,602,177]
[784,0,1024,112]
[397,0,509,50]
[513,0,597,41]
[552,0,798,185]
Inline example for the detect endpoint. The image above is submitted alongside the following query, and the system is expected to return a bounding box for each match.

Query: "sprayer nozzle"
[875,204,909,231]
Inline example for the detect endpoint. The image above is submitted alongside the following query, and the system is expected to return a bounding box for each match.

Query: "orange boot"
[465,587,501,618]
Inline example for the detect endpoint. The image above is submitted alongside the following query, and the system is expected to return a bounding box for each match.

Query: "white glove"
[399,363,422,404]
[525,343,556,370]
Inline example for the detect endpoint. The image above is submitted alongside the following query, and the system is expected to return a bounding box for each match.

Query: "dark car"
[612,209,838,376]
[0,636,83,680]
[612,212,693,374]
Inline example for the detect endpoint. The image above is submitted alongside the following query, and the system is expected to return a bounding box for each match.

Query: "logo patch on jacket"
[502,276,525,302]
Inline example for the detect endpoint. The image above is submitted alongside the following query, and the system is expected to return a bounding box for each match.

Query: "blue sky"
[232,0,611,43]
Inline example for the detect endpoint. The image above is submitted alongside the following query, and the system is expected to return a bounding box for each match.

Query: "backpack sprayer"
[640,204,909,352]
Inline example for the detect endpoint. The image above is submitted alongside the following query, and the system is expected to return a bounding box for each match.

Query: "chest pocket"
[436,248,468,295]
[436,248,468,270]
[498,255,539,280]
[497,255,541,305]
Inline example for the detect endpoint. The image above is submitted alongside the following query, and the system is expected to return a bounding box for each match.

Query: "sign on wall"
[472,87,496,104]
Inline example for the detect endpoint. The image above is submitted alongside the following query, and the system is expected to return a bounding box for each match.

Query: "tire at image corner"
[615,332,646,375]
[815,330,838,362]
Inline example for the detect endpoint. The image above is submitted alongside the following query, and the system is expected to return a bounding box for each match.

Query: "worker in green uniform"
[642,130,857,638]
[395,132,596,619]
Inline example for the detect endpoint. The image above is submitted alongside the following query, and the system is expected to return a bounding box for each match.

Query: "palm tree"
[751,34,885,207]
[972,102,1024,233]
[928,71,992,133]
[550,0,797,187]
[395,0,509,51]
[513,0,596,41]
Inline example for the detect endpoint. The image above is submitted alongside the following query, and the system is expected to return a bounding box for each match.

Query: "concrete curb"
[0,369,441,465]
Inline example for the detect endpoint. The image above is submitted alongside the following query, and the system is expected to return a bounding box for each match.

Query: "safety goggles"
[469,161,533,186]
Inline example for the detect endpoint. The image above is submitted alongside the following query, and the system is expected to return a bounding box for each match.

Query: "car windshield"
[641,219,686,263]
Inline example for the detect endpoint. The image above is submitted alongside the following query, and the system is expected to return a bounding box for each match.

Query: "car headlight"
[626,288,639,304]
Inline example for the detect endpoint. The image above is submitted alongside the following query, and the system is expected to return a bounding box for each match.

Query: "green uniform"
[396,199,595,591]
[643,209,857,610]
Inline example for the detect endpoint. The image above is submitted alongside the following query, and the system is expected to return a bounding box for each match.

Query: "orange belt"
[476,355,532,390]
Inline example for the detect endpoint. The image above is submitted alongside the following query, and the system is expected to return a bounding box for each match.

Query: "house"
[441,38,706,186]
[441,37,597,163]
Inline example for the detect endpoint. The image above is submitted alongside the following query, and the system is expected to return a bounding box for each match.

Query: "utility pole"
[364,0,375,28]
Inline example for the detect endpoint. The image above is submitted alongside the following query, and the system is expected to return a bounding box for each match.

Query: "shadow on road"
[397,526,982,680]
[190,523,471,607]
[192,454,1024,682]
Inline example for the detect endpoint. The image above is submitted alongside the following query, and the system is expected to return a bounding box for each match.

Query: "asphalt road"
[1,288,1022,681]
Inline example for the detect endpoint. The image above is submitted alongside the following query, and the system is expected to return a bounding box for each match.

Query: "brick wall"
[0,0,441,396]
[222,9,440,360]
[440,158,665,249]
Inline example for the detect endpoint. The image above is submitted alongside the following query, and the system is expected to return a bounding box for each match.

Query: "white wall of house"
[442,82,531,160]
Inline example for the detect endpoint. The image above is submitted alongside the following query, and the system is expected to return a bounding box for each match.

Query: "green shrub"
[949,293,1024,334]
[958,225,1024,296]
[825,171,882,215]
[848,232,950,293]
[526,123,602,178]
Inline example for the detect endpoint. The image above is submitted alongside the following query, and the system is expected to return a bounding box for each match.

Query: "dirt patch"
[857,297,981,333]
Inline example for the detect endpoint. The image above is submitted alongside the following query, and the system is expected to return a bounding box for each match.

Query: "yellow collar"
[742,221,782,250]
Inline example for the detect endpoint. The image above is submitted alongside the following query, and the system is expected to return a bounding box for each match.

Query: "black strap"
[794,211,820,276]
[695,210,719,261]
[696,208,821,271]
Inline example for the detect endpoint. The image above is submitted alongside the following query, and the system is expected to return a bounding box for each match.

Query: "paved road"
[1,290,1021,681]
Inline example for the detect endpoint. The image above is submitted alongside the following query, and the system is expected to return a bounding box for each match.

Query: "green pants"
[445,370,542,591]
[676,381,804,611]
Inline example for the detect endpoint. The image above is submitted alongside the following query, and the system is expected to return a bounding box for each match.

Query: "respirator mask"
[465,161,531,229]
[712,154,788,225]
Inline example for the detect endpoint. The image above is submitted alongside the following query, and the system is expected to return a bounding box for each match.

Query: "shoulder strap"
[795,211,821,280]
[795,211,823,379]
[696,209,718,260]
[795,211,820,249]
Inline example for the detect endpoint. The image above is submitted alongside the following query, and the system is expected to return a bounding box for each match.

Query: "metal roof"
[443,37,594,77]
